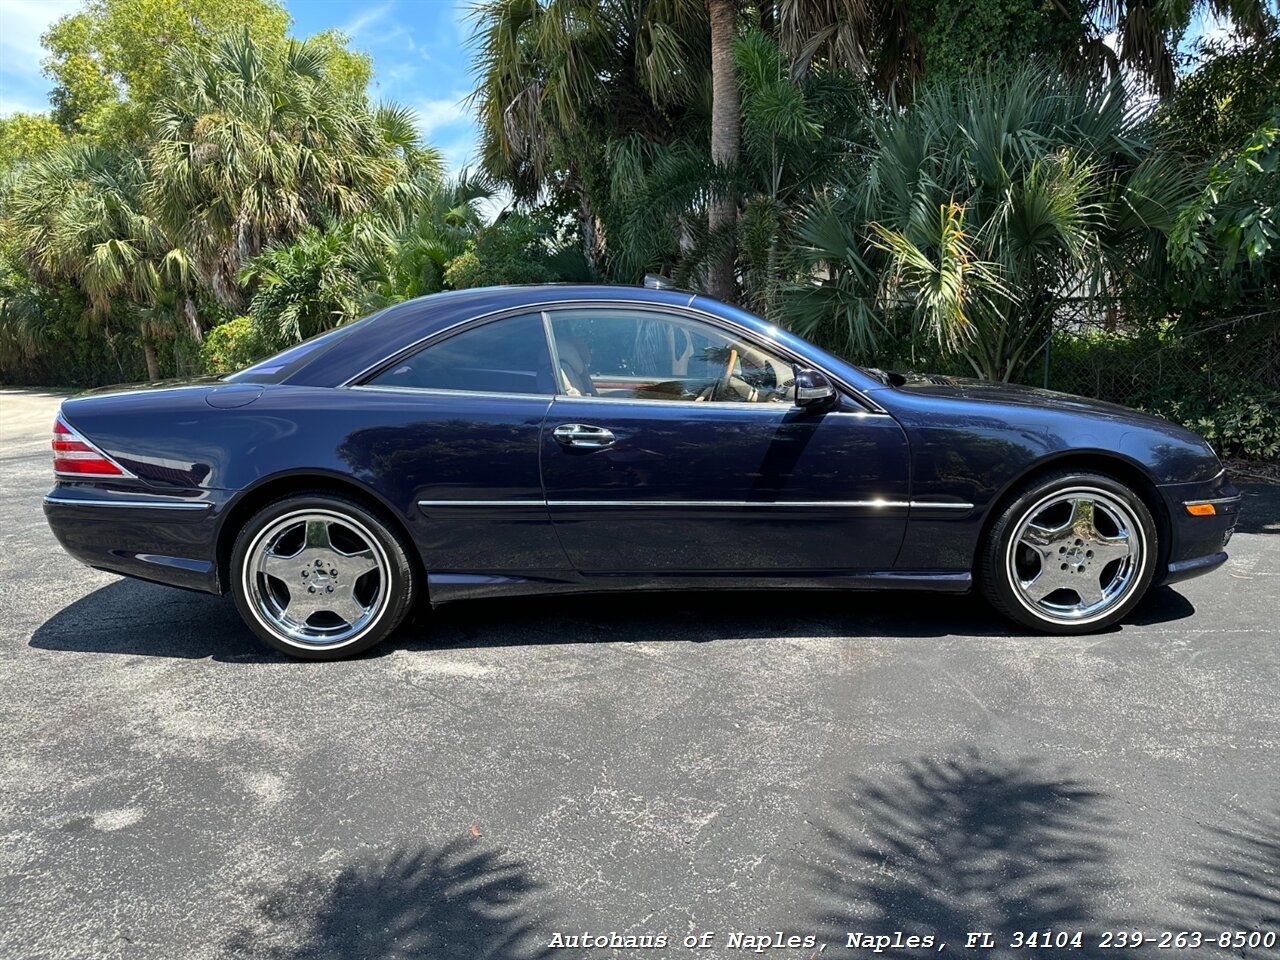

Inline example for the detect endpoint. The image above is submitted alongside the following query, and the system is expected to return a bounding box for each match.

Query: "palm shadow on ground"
[220,837,554,960]
[28,576,1195,660]
[1181,805,1280,940]
[803,751,1120,954]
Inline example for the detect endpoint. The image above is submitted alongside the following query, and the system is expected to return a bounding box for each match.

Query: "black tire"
[979,470,1158,634]
[229,491,418,660]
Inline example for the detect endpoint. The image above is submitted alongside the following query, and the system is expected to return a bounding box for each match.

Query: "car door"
[346,311,570,580]
[538,306,911,575]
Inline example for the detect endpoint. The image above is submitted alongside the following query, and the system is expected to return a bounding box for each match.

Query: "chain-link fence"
[1035,300,1280,404]
[1030,301,1280,462]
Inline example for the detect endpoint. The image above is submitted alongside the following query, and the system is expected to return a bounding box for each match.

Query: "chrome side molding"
[43,495,212,511]
[418,498,974,510]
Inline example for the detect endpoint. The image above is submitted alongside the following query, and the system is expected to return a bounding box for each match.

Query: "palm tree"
[604,29,871,314]
[775,0,921,96]
[784,68,1198,380]
[775,0,1275,97]
[147,30,414,318]
[707,0,741,301]
[468,0,709,276]
[1082,0,1277,95]
[5,143,188,380]
[240,171,498,345]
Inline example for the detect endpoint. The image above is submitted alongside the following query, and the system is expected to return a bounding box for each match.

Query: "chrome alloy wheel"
[243,509,390,648]
[1005,486,1147,625]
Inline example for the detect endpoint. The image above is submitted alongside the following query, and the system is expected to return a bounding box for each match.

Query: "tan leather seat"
[558,337,598,396]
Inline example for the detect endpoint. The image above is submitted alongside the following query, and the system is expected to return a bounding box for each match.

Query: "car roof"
[283,284,703,387]
[271,283,886,403]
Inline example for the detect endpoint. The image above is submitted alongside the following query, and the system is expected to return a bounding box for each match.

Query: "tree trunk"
[707,0,740,304]
[182,297,202,340]
[141,337,161,383]
[577,185,605,278]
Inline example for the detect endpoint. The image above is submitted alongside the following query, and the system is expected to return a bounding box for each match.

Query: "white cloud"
[0,94,48,115]
[0,0,78,116]
[412,93,471,135]
[452,0,475,40]
[340,1,394,39]
[437,134,474,169]
[0,0,79,64]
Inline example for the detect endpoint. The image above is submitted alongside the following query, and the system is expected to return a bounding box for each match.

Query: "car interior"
[367,308,797,403]
[548,311,795,403]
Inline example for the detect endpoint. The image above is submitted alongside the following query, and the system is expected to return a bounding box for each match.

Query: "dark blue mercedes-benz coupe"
[43,284,1240,658]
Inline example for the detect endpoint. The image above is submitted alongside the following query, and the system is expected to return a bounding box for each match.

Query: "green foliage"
[784,68,1198,381]
[908,0,1085,84]
[1170,118,1279,278]
[468,0,708,200]
[1151,390,1280,461]
[869,199,1008,351]
[0,114,69,175]
[147,29,410,314]
[199,316,272,374]
[0,254,149,385]
[442,214,574,289]
[600,29,873,314]
[241,225,366,345]
[6,143,177,317]
[237,173,499,339]
[1044,324,1280,460]
[1156,35,1280,161]
[41,0,293,143]
[2,0,1278,465]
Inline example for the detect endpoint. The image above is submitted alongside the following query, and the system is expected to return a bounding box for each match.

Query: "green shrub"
[443,215,556,290]
[200,317,274,374]
[1144,390,1280,462]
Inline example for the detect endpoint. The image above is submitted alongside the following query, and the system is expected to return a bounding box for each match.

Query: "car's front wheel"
[230,492,418,659]
[980,470,1158,634]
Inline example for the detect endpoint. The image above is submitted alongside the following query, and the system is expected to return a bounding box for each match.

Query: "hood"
[887,371,1184,428]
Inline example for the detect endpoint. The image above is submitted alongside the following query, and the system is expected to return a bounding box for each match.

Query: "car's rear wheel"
[979,470,1157,634]
[230,492,417,659]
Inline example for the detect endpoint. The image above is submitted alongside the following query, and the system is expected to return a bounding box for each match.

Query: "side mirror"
[794,367,837,410]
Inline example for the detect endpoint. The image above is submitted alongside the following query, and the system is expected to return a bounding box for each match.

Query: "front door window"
[546,309,795,404]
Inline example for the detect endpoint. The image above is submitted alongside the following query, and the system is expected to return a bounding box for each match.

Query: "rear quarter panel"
[61,382,569,584]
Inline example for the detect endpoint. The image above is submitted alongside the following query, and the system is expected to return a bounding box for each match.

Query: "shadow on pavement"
[1235,483,1280,536]
[1182,805,1280,936]
[30,573,1198,660]
[220,837,553,960]
[803,751,1118,949]
[29,579,272,661]
[1128,585,1196,625]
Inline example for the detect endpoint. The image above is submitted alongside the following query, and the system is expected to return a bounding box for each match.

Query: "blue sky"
[0,0,483,173]
[289,0,480,173]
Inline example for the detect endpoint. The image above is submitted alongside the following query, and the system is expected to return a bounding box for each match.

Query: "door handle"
[553,423,616,449]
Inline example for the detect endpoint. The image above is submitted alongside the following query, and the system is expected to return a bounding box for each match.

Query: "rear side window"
[226,311,382,384]
[366,313,555,396]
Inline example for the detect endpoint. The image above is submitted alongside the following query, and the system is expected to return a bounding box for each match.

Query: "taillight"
[52,415,131,478]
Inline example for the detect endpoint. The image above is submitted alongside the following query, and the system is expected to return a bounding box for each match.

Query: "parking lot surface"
[1,388,1277,959]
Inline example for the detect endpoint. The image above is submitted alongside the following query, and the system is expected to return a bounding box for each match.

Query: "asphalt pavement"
[1,387,1277,960]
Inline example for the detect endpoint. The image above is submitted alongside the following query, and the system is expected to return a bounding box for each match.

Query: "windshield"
[225,312,383,384]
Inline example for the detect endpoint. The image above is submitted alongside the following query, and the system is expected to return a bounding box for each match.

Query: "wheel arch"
[214,469,425,596]
[974,449,1171,573]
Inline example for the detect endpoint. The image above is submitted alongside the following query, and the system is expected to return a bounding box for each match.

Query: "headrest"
[559,336,590,372]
